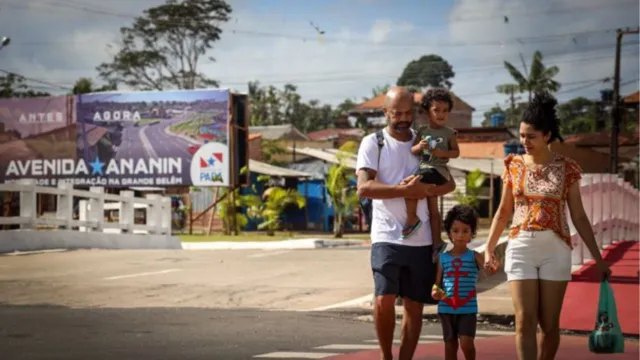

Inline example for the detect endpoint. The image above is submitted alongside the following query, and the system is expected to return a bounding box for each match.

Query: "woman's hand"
[484,249,499,272]
[596,260,612,280]
[431,290,443,301]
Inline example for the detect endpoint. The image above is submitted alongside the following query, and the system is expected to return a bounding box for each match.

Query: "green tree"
[453,169,486,209]
[497,51,561,103]
[214,187,261,235]
[0,73,50,98]
[397,54,455,89]
[71,77,117,95]
[481,106,506,127]
[326,141,359,238]
[247,81,333,132]
[97,0,232,90]
[556,97,597,135]
[253,187,306,236]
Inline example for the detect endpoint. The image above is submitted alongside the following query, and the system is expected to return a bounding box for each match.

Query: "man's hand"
[402,175,433,199]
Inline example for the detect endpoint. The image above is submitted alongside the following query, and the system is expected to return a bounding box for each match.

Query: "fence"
[570,174,639,266]
[0,179,172,235]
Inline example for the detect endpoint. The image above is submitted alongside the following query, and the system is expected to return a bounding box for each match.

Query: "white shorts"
[504,230,572,282]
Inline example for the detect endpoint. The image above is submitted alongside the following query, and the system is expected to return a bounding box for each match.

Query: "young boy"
[431,205,497,360]
[402,88,460,253]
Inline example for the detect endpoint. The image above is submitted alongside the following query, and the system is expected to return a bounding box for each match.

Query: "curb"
[181,239,367,250]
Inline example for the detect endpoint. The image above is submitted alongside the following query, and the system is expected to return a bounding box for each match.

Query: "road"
[113,122,148,161]
[1,247,621,359]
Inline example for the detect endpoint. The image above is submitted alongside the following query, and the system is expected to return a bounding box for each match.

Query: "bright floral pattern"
[502,153,582,249]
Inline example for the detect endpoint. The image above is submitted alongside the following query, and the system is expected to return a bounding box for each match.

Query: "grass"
[136,118,163,124]
[179,232,370,242]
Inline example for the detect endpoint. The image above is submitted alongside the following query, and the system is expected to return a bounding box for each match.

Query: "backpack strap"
[375,129,384,170]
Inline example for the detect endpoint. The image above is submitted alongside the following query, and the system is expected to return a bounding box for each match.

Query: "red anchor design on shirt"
[443,257,476,310]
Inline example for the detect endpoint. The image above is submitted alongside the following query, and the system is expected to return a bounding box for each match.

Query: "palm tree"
[326,141,360,238]
[496,51,561,103]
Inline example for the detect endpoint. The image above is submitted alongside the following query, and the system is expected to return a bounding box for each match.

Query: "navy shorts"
[438,313,477,341]
[371,242,438,304]
[414,167,448,185]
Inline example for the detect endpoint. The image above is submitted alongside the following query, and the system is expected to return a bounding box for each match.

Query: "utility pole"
[611,27,639,174]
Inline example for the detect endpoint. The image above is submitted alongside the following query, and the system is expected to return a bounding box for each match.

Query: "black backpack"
[359,130,385,232]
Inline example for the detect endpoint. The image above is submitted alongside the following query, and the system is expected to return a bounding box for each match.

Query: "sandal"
[402,220,422,239]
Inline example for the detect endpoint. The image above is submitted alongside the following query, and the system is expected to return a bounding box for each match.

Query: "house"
[249,124,308,141]
[306,128,365,148]
[248,133,263,161]
[349,91,475,129]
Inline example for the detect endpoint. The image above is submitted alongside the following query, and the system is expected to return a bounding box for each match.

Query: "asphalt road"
[113,122,147,161]
[0,248,373,310]
[0,247,521,359]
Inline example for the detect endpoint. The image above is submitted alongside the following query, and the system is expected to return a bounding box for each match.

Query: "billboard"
[0,89,232,187]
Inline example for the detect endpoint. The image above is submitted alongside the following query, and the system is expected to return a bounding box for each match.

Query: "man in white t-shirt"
[356,87,456,360]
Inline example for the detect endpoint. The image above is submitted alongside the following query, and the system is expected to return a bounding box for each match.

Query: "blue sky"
[0,0,638,125]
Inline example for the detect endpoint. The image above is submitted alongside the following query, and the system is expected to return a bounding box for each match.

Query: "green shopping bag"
[588,279,625,353]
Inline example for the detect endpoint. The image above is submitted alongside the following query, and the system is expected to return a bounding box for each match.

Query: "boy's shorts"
[414,167,448,185]
[438,313,477,341]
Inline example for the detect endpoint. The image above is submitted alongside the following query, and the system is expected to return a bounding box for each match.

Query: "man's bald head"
[383,86,414,135]
[383,86,414,109]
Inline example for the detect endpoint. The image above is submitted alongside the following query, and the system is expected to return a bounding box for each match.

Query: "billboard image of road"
[0,89,230,187]
[76,89,230,187]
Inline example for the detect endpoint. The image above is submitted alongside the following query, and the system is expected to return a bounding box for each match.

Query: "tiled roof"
[306,128,364,141]
[354,91,475,112]
[249,124,308,140]
[248,133,262,141]
[624,91,639,104]
[564,131,639,147]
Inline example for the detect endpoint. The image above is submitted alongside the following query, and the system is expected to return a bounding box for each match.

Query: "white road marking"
[248,250,291,259]
[309,294,373,312]
[314,344,380,350]
[103,269,182,281]
[253,352,339,359]
[139,125,158,158]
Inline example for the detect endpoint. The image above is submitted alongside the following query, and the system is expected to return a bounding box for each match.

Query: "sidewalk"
[327,335,639,359]
[560,240,639,335]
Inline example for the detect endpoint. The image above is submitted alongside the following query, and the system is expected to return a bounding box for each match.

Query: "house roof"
[249,159,312,178]
[353,91,475,112]
[294,146,503,175]
[249,124,309,141]
[306,128,365,141]
[564,131,639,147]
[624,90,639,104]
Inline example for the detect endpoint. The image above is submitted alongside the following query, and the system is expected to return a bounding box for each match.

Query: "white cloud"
[0,0,638,127]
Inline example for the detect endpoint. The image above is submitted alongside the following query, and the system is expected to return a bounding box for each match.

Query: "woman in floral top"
[483,92,611,360]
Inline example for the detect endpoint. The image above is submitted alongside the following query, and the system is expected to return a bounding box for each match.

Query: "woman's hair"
[420,87,454,112]
[521,91,564,143]
[443,205,479,238]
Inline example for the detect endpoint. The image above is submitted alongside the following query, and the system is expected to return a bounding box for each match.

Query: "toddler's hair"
[443,204,479,238]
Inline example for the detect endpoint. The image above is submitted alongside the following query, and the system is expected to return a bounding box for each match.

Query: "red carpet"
[327,335,639,359]
[560,241,639,335]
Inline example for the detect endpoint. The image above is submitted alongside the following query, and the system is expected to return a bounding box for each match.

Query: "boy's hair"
[443,205,479,238]
[420,87,454,112]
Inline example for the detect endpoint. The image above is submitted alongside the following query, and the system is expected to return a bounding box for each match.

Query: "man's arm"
[356,168,411,199]
[425,178,456,197]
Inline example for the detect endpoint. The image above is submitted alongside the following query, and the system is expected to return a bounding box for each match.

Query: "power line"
[3,2,637,49]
